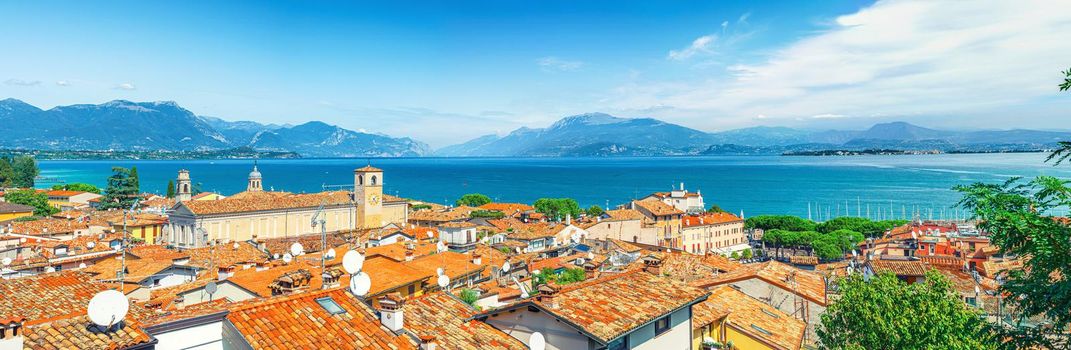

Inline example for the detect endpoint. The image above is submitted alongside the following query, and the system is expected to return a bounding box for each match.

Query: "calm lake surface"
[37,154,1071,218]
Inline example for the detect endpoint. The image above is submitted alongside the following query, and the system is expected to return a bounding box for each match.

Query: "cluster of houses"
[0,164,1023,349]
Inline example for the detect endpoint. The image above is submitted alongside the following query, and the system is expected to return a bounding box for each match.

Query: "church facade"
[164,165,408,248]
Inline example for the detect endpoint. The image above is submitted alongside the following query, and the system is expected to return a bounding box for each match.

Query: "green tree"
[707,203,726,213]
[557,268,586,284]
[51,183,101,194]
[469,210,505,219]
[0,157,15,187]
[4,189,57,216]
[741,248,753,259]
[456,193,492,207]
[585,205,605,217]
[11,156,38,188]
[730,251,741,259]
[459,288,479,306]
[746,215,817,232]
[99,167,139,210]
[166,180,176,198]
[818,271,995,350]
[129,166,140,193]
[533,198,581,222]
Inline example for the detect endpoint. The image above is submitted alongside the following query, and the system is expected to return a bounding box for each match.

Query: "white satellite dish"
[1,258,10,266]
[233,242,240,250]
[349,272,371,296]
[529,332,546,350]
[326,248,337,260]
[273,253,280,260]
[87,290,129,328]
[502,261,511,272]
[87,241,96,249]
[282,253,293,264]
[437,241,447,253]
[426,231,434,239]
[45,266,55,273]
[587,252,594,260]
[437,274,450,288]
[851,250,857,257]
[532,269,541,275]
[205,281,218,295]
[436,267,444,276]
[342,250,365,274]
[79,262,87,269]
[290,242,304,256]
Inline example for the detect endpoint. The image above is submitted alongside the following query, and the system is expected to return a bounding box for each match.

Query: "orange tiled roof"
[184,242,268,269]
[693,286,805,350]
[142,298,229,327]
[226,288,416,349]
[364,256,433,297]
[439,221,477,229]
[0,202,34,214]
[788,255,819,266]
[355,165,384,172]
[8,217,97,235]
[364,240,437,261]
[531,269,708,343]
[181,190,355,216]
[409,206,473,223]
[406,251,485,282]
[505,223,562,241]
[693,261,827,306]
[603,209,645,221]
[981,259,1023,278]
[870,260,929,277]
[128,245,190,261]
[649,191,702,199]
[682,212,743,227]
[0,271,150,326]
[45,190,87,197]
[82,257,178,283]
[478,202,535,213]
[633,199,684,216]
[406,292,527,349]
[24,314,156,350]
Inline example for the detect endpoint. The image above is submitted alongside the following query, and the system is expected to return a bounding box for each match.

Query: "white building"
[642,183,706,214]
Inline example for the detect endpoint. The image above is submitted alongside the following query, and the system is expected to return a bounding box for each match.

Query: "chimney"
[643,256,663,276]
[255,261,270,272]
[565,213,572,225]
[419,335,438,350]
[405,248,415,262]
[472,253,482,266]
[680,182,685,191]
[218,266,235,280]
[583,261,599,280]
[537,284,560,309]
[0,316,24,350]
[378,293,405,332]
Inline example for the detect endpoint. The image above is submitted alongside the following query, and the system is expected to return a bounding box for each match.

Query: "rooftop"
[692,286,805,350]
[226,288,415,349]
[682,212,743,227]
[405,292,526,349]
[632,199,684,217]
[693,261,827,306]
[0,201,34,214]
[23,314,156,350]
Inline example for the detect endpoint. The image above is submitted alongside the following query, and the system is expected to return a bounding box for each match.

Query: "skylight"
[316,297,346,315]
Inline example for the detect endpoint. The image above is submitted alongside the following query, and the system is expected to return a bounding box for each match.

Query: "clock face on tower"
[368,194,381,205]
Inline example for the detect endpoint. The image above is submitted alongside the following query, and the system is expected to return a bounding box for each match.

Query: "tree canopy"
[746,215,817,232]
[166,180,176,198]
[456,193,492,207]
[585,205,605,218]
[10,156,38,188]
[533,198,581,222]
[707,203,726,213]
[818,271,996,350]
[99,167,140,210]
[763,228,864,260]
[4,189,57,216]
[51,183,101,194]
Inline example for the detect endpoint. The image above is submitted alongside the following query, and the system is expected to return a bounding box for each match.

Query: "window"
[409,285,416,294]
[654,315,671,335]
[371,175,378,185]
[316,297,347,315]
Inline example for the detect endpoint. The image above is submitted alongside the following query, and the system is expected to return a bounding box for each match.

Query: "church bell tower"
[354,165,384,229]
[176,169,192,202]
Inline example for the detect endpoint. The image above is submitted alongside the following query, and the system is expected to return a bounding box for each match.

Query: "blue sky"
[2,0,1069,147]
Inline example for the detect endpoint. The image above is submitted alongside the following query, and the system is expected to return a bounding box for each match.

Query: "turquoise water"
[36,154,1071,218]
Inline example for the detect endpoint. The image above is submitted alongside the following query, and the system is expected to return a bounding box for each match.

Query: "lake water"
[36,154,1071,219]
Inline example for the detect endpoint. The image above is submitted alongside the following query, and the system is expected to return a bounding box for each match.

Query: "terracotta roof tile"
[181,191,355,216]
[23,314,156,350]
[406,292,526,349]
[226,288,416,349]
[693,261,827,306]
[0,271,151,326]
[632,199,684,216]
[478,202,535,213]
[694,286,805,350]
[682,212,743,227]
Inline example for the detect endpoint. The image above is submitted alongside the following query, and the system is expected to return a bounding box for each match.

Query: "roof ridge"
[557,268,642,294]
[229,287,345,312]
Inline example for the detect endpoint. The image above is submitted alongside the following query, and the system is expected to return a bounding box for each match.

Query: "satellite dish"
[290,243,304,256]
[273,253,280,260]
[87,290,129,327]
[529,332,546,350]
[502,262,511,272]
[326,248,337,260]
[437,274,450,288]
[349,272,371,296]
[282,253,293,264]
[205,281,218,295]
[587,252,594,260]
[87,242,96,249]
[342,251,365,274]
[426,231,434,239]
[1,258,10,266]
[79,262,87,269]
[45,266,55,273]
[851,250,857,257]
[436,267,444,276]
[233,242,240,250]
[974,285,981,295]
[437,241,447,253]
[532,269,541,275]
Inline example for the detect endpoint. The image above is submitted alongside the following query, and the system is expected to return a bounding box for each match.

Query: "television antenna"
[529,332,546,350]
[119,198,140,284]
[88,289,129,332]
[310,199,328,288]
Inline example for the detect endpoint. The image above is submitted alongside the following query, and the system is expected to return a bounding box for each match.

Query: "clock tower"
[354,165,384,229]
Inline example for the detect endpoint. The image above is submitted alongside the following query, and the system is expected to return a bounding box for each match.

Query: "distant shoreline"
[783,149,1050,156]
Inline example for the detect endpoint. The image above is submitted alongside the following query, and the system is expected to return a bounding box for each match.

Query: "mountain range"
[0,98,429,157]
[2,98,1067,157]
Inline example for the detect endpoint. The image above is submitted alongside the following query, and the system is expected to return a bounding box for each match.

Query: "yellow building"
[190,192,226,201]
[0,202,34,221]
[631,199,685,249]
[108,213,168,245]
[692,286,806,350]
[165,164,408,248]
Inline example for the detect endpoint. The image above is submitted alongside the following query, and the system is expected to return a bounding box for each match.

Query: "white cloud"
[811,113,848,119]
[738,12,751,24]
[55,80,70,87]
[115,83,137,90]
[667,34,717,60]
[614,0,1071,129]
[537,57,584,72]
[4,79,41,86]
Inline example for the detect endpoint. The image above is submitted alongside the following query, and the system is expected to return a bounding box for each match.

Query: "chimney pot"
[378,293,406,332]
[419,335,437,350]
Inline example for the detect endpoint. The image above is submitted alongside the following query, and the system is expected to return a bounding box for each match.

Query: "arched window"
[358,175,364,185]
[371,175,378,185]
[183,184,190,192]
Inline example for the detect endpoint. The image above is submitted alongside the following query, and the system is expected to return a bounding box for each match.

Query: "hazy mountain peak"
[0,98,40,113]
[549,113,626,129]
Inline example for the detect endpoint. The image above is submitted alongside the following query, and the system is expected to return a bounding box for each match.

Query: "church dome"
[249,164,262,179]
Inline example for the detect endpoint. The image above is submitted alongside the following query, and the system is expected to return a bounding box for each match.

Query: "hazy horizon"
[2,0,1069,147]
